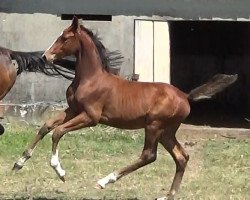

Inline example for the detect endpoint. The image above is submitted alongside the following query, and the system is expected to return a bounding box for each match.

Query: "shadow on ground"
[186,101,249,129]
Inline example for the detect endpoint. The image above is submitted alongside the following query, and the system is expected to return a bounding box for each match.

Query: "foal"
[14,17,237,199]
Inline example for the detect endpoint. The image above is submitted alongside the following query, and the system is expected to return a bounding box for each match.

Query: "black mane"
[10,51,75,80]
[1,25,123,79]
[80,26,123,72]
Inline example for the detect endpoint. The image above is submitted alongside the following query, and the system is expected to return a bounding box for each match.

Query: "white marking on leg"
[16,149,33,167]
[155,197,168,200]
[50,149,65,177]
[16,156,28,167]
[97,172,117,188]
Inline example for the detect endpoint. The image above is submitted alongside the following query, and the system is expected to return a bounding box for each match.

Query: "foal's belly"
[99,115,146,129]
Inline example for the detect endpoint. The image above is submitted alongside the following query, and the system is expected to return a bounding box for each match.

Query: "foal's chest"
[66,83,98,111]
[66,83,84,109]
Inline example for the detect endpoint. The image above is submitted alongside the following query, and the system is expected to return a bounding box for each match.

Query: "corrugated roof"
[1,0,250,21]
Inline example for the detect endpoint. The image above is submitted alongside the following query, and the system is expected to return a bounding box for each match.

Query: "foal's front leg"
[13,108,74,171]
[50,112,94,181]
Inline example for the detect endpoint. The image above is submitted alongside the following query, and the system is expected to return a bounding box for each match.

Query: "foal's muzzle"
[42,52,56,63]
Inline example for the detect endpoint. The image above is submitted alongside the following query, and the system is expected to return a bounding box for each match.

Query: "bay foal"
[14,17,237,199]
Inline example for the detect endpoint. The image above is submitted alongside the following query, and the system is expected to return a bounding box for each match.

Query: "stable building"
[0,0,249,127]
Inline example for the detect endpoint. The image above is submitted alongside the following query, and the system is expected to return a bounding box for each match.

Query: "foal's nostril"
[42,54,47,61]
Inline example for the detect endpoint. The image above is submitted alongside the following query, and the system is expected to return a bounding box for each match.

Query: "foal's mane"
[80,25,123,72]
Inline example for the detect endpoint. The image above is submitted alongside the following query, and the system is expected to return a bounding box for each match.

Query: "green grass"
[0,125,143,159]
[0,125,249,200]
[181,139,250,200]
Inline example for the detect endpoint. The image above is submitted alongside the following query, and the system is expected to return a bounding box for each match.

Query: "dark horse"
[13,17,237,199]
[0,46,77,134]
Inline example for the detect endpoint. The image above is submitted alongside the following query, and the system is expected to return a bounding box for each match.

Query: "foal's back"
[99,73,190,129]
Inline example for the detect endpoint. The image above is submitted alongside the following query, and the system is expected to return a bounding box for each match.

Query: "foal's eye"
[61,37,67,43]
[64,38,71,44]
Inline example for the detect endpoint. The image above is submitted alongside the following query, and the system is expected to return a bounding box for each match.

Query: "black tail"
[188,74,238,102]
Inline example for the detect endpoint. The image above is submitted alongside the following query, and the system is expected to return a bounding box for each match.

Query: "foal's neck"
[75,31,103,80]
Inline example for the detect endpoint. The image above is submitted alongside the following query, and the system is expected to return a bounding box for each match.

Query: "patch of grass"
[63,126,144,159]
[180,139,250,199]
[0,125,144,159]
[0,125,249,200]
[0,126,39,158]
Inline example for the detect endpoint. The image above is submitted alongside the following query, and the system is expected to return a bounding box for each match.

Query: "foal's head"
[44,16,123,71]
[43,16,81,62]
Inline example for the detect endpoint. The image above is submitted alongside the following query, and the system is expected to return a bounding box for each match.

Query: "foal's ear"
[71,16,79,32]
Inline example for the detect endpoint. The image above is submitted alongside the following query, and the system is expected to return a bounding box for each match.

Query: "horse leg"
[0,68,16,135]
[0,116,4,136]
[12,108,74,171]
[96,122,162,189]
[0,123,4,135]
[50,112,94,181]
[157,125,189,200]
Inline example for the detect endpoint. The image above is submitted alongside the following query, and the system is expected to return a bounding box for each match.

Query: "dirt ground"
[0,124,249,200]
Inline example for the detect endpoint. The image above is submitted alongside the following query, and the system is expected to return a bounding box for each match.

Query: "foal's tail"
[187,74,238,102]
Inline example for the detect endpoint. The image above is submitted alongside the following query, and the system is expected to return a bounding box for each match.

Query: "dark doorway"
[170,21,250,128]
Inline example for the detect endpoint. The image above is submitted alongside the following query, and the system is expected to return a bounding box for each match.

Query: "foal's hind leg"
[13,108,74,171]
[96,122,162,189]
[158,125,189,200]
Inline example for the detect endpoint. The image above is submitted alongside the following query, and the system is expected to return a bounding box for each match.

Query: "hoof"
[59,176,65,182]
[12,163,23,171]
[0,124,4,135]
[166,194,175,200]
[94,183,104,189]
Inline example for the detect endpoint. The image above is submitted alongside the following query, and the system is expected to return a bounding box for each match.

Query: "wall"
[0,13,135,103]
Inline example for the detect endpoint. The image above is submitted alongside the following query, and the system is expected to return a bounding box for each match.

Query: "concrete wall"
[0,13,136,103]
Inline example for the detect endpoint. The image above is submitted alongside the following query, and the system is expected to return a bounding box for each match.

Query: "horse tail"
[187,74,238,102]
